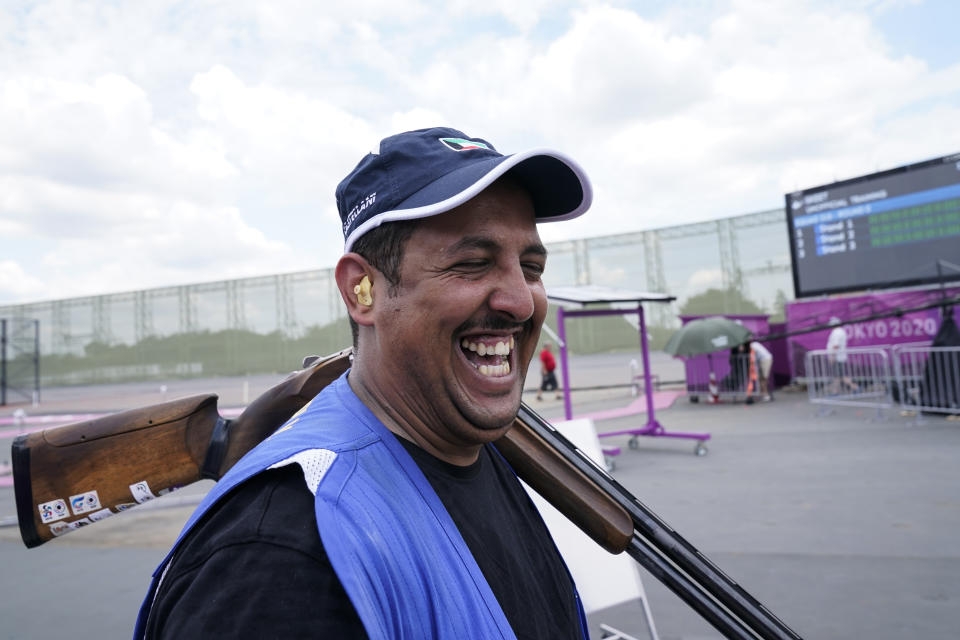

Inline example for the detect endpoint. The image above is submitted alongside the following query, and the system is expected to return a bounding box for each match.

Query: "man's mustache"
[457,315,533,335]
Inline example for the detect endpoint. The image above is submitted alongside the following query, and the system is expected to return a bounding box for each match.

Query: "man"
[536,341,562,400]
[826,316,857,394]
[136,127,593,639]
[749,338,773,401]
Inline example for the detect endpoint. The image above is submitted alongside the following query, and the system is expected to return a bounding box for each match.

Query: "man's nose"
[487,262,537,322]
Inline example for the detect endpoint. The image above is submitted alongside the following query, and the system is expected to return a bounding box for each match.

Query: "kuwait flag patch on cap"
[439,137,491,152]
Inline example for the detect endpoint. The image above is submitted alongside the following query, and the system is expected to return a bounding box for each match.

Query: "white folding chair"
[522,418,659,640]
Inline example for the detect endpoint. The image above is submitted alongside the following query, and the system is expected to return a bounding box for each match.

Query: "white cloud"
[0,260,45,301]
[534,0,960,243]
[0,65,335,301]
[1,0,959,305]
[33,199,309,301]
[530,6,712,124]
[447,0,570,31]
[0,72,237,199]
[189,64,375,178]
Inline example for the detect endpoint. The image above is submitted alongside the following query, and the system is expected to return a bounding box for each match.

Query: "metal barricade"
[805,347,894,418]
[891,345,960,422]
[683,352,760,403]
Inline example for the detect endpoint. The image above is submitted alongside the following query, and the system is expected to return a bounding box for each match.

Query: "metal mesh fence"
[1,317,40,405]
[0,208,794,386]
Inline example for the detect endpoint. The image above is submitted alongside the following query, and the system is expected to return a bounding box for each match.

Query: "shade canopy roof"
[546,285,675,306]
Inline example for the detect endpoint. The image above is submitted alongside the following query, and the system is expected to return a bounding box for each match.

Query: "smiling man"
[342,177,549,465]
[138,127,593,639]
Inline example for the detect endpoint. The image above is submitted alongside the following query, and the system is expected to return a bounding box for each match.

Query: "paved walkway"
[2,351,959,639]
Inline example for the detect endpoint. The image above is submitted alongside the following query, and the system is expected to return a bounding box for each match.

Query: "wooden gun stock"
[498,420,633,554]
[13,394,220,548]
[11,347,800,639]
[12,348,351,548]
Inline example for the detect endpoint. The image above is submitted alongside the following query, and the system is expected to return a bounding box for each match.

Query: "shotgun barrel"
[511,404,802,640]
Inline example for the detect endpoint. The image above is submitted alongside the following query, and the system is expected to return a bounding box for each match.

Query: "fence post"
[1,318,7,406]
[34,318,41,405]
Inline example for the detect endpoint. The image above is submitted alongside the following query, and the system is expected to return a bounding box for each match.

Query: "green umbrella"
[664,316,752,356]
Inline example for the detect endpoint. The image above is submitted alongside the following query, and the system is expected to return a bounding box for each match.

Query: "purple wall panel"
[784,287,960,377]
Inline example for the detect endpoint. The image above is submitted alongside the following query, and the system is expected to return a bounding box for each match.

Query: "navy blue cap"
[336,127,592,252]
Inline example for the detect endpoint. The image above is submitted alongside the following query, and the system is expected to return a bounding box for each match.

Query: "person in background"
[536,341,563,400]
[826,317,858,394]
[750,338,774,401]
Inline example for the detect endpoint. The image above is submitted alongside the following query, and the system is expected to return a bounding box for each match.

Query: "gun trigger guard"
[201,417,232,480]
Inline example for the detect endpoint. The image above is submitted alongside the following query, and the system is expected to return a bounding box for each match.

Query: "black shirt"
[146,438,582,639]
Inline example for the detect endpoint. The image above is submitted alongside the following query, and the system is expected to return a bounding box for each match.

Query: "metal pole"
[1,319,7,406]
[540,322,565,348]
[556,306,573,421]
[637,303,657,425]
[34,318,40,404]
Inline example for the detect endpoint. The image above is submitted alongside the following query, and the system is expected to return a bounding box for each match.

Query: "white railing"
[891,345,960,422]
[805,344,960,421]
[805,348,894,418]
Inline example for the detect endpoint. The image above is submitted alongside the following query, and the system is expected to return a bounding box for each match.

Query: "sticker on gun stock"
[49,518,92,537]
[38,499,69,524]
[88,509,113,522]
[130,480,157,504]
[69,490,102,515]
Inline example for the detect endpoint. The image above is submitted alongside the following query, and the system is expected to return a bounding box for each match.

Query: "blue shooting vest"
[135,372,587,640]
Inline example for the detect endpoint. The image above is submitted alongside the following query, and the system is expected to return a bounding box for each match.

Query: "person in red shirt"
[536,341,562,400]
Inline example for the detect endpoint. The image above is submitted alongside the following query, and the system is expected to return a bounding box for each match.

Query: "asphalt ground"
[1,350,958,639]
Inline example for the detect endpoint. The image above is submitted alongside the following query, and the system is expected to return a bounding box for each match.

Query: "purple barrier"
[767,321,792,387]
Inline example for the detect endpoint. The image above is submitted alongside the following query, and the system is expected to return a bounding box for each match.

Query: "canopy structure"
[546,285,710,455]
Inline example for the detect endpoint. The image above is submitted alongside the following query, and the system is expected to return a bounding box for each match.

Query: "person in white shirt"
[749,339,773,401]
[825,317,857,393]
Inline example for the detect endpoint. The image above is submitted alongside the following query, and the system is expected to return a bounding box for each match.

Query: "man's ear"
[335,253,377,327]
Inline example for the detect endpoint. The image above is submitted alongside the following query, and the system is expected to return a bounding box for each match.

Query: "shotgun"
[12,347,352,548]
[11,348,801,639]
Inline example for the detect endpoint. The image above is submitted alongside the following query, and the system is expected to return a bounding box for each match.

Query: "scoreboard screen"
[786,152,960,298]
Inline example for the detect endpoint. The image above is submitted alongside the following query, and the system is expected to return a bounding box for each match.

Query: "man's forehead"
[439,234,547,257]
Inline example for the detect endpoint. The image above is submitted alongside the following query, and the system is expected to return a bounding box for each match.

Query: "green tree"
[770,289,789,322]
[679,287,764,317]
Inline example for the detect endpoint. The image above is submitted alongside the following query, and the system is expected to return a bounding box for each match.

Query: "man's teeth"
[479,363,511,377]
[460,336,515,356]
[460,337,515,377]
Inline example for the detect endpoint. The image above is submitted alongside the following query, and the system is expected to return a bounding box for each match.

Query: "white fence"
[805,345,960,420]
[805,347,894,418]
[891,346,960,421]
[681,352,770,404]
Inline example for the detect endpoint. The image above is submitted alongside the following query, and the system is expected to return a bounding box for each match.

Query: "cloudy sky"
[2,0,959,305]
